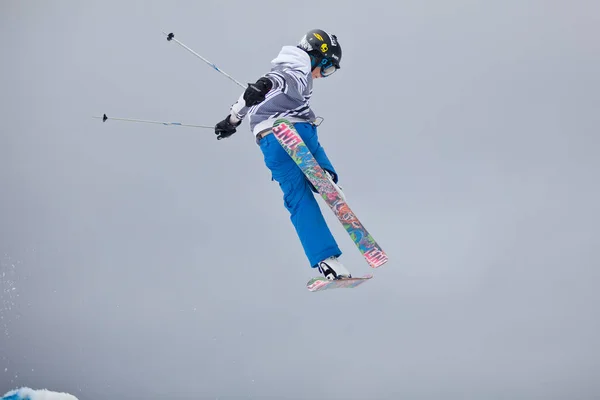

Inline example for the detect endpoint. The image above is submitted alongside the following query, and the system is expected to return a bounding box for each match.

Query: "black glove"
[214,115,241,140]
[243,77,273,107]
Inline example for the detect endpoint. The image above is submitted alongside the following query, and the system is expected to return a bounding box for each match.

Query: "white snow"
[2,387,79,400]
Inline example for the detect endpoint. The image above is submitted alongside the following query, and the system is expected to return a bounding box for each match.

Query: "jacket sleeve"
[228,74,277,122]
[227,68,309,122]
[229,91,249,123]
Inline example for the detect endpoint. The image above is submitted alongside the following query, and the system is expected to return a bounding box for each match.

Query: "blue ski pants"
[259,122,342,268]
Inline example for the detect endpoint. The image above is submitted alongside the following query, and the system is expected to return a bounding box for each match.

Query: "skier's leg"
[283,170,342,267]
[291,123,353,279]
[259,134,341,267]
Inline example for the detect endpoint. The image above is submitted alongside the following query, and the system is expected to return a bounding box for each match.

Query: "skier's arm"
[228,70,303,123]
[215,68,303,140]
[228,92,249,124]
[230,76,274,122]
[231,69,308,120]
[214,76,274,140]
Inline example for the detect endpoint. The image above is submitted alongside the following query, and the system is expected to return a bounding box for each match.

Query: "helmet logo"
[320,43,328,53]
[299,36,312,51]
[313,33,324,41]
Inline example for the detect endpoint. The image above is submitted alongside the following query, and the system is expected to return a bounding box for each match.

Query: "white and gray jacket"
[229,46,317,136]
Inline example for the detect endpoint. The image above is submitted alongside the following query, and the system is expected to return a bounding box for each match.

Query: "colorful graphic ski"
[272,119,388,269]
[307,274,373,292]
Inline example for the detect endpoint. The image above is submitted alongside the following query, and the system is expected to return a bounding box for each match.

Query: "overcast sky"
[1,1,599,399]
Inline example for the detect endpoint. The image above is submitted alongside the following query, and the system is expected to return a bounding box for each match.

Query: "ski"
[272,119,388,269]
[306,274,373,292]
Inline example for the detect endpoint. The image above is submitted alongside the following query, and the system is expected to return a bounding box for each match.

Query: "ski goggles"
[319,58,339,77]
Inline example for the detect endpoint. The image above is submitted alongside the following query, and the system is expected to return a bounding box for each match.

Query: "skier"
[214,29,352,280]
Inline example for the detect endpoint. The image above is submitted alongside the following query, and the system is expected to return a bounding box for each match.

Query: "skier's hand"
[325,169,339,184]
[243,77,273,107]
[215,115,241,140]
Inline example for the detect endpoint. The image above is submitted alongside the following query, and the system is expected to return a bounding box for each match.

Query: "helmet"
[297,29,342,77]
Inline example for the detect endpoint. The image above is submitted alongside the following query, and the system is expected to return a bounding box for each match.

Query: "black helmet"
[297,29,342,77]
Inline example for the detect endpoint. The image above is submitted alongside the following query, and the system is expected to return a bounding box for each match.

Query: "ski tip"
[365,249,389,269]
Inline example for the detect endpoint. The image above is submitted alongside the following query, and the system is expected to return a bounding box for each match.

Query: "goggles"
[318,58,339,77]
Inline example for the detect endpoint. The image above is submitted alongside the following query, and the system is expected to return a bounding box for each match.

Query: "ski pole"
[93,114,213,129]
[162,31,246,89]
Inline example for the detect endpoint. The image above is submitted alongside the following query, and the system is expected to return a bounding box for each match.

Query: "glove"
[243,77,273,107]
[325,170,339,184]
[214,115,241,140]
[325,170,346,202]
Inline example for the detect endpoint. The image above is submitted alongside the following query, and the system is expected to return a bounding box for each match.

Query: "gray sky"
[1,0,599,399]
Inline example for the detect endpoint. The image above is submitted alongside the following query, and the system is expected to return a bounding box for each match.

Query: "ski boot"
[318,256,352,280]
